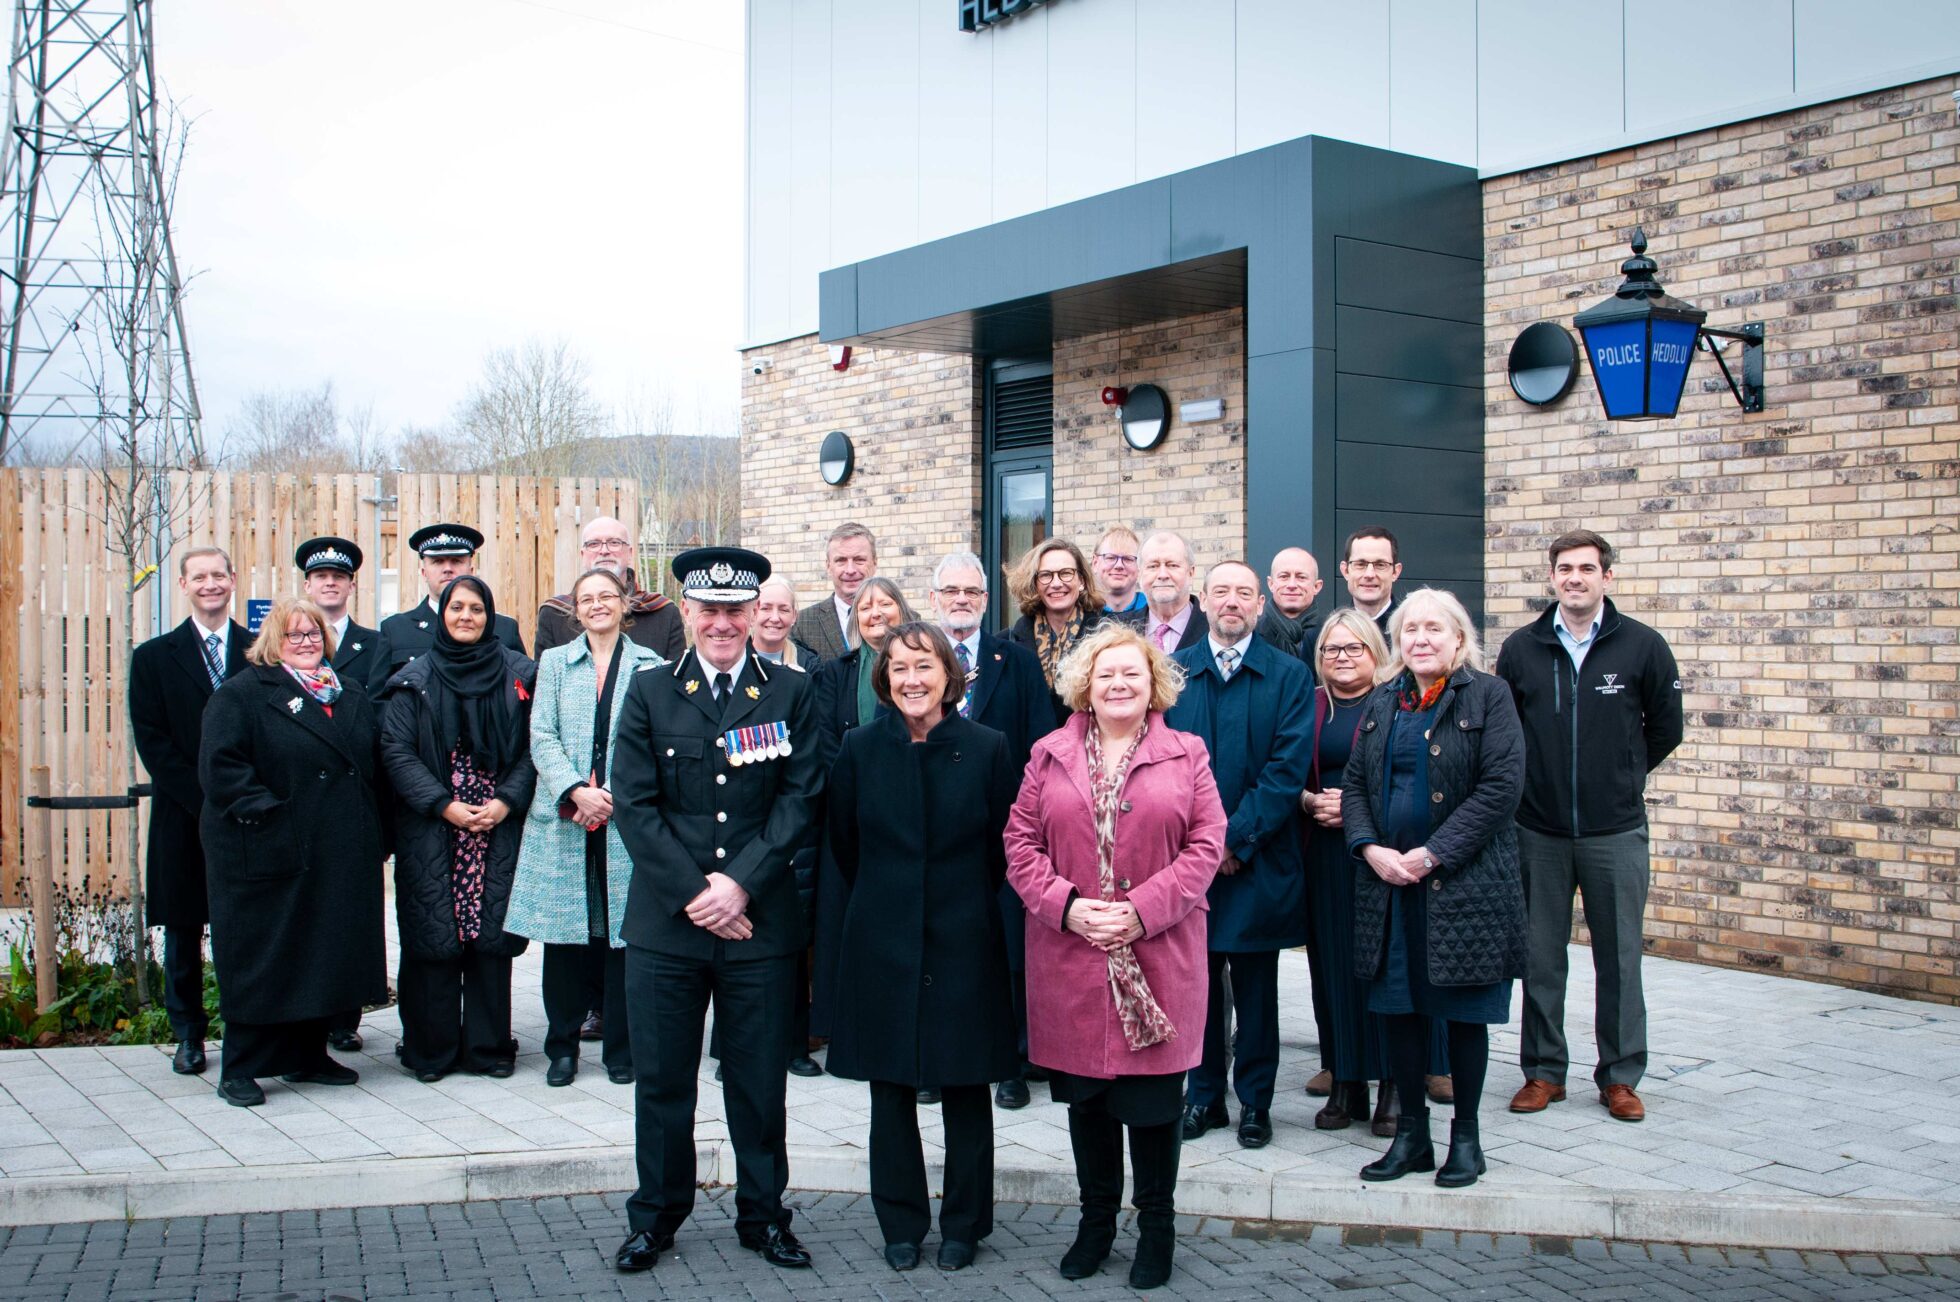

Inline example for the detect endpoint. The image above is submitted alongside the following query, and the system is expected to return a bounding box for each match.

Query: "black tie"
[714,672,733,719]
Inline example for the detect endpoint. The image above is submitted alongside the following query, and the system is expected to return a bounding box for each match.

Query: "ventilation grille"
[991,375,1053,450]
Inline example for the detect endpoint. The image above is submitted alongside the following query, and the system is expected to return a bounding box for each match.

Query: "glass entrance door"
[982,358,1054,631]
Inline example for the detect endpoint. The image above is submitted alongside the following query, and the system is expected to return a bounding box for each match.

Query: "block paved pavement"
[3,1191,1958,1301]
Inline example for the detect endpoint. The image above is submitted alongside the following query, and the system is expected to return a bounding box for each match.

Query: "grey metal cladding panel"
[1336,443,1483,519]
[1335,508,1484,585]
[818,265,858,343]
[1312,139,1482,260]
[1335,238,1483,324]
[1168,137,1306,265]
[1246,347,1334,578]
[1335,305,1481,388]
[1337,374,1482,453]
[852,181,1174,335]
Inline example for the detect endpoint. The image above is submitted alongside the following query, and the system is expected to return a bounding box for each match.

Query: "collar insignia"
[351,642,362,653]
[685,679,700,694]
[745,684,760,700]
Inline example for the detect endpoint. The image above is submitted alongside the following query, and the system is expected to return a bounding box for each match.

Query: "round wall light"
[819,430,854,486]
[1507,322,1580,406]
[1119,383,1170,451]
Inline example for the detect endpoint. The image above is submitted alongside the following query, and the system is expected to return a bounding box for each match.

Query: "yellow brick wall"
[1483,75,1960,1001]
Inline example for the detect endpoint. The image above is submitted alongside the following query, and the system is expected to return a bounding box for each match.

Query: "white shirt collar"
[1206,629,1255,664]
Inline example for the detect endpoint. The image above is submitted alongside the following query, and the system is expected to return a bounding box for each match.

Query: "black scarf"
[428,576,524,775]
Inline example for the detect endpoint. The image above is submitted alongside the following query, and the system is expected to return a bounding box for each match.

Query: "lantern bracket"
[1696,323,1765,413]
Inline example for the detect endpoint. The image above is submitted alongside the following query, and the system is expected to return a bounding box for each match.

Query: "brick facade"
[1483,76,1959,1002]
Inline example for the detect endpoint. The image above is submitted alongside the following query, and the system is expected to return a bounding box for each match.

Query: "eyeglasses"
[1094,551,1138,566]
[1034,568,1079,586]
[1321,643,1370,661]
[284,630,324,645]
[936,585,985,601]
[575,592,623,609]
[582,537,631,553]
[1344,559,1396,572]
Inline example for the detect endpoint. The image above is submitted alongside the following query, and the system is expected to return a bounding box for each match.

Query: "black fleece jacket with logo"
[1493,598,1684,838]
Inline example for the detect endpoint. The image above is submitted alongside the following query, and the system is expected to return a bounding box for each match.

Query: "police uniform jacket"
[332,618,393,699]
[381,601,526,674]
[610,648,823,961]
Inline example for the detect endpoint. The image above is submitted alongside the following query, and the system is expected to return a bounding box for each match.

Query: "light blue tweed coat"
[507,635,665,946]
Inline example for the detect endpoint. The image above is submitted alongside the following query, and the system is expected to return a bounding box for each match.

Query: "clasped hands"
[569,784,614,831]
[1299,785,1344,829]
[686,872,753,940]
[1363,842,1435,886]
[1066,897,1143,951]
[442,797,512,834]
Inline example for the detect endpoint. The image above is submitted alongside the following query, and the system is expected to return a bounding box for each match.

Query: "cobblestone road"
[5,1191,1956,1301]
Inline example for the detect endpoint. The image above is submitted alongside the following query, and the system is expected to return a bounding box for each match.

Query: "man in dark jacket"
[929,549,1059,1110]
[608,546,824,1275]
[1496,530,1682,1124]
[1139,530,1209,652]
[127,546,250,1076]
[534,515,684,660]
[788,522,875,661]
[1340,526,1401,639]
[1255,545,1323,662]
[1091,525,1149,626]
[381,523,526,672]
[1167,561,1315,1149]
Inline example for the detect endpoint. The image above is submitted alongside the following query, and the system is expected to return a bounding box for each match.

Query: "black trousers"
[221,1017,332,1082]
[868,1081,994,1247]
[1187,950,1280,1111]
[397,945,513,1075]
[162,926,207,1042]
[790,945,812,1053]
[1066,1094,1180,1236]
[625,944,794,1239]
[543,940,629,1069]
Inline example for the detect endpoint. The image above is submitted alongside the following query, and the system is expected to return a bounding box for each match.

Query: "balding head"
[579,516,634,577]
[1266,546,1322,618]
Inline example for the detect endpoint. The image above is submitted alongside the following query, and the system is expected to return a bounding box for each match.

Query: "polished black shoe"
[884,1242,919,1271]
[995,1076,1030,1109]
[607,1064,635,1085]
[788,1054,824,1078]
[614,1228,672,1273]
[172,1040,206,1075]
[327,1029,363,1053]
[1237,1107,1273,1149]
[738,1223,813,1269]
[580,1012,604,1042]
[1370,1079,1401,1138]
[546,1056,578,1087]
[1360,1112,1435,1182]
[1129,1229,1175,1289]
[215,1077,264,1107]
[936,1239,975,1271]
[1436,1118,1487,1188]
[1179,1101,1229,1141]
[280,1061,359,1087]
[1057,1222,1115,1279]
[917,1086,941,1105]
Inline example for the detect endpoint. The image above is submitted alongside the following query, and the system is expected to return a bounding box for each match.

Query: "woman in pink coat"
[1005,622,1226,1291]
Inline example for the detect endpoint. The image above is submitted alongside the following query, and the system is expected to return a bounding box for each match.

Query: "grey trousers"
[1517,823,1650,1089]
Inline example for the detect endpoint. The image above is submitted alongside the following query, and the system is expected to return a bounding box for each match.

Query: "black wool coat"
[807,646,880,1034]
[128,619,251,930]
[378,652,537,961]
[824,710,1020,1088]
[197,664,388,1024]
[1342,667,1528,988]
[331,619,394,700]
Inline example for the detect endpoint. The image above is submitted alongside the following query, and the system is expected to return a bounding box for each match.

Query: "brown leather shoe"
[1426,1074,1454,1104]
[1509,1079,1567,1113]
[1600,1084,1645,1122]
[1305,1069,1332,1097]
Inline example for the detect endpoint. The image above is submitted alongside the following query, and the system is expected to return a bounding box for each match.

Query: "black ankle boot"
[1436,1117,1486,1187]
[1370,1078,1401,1138]
[1128,1226,1174,1290]
[1359,1111,1434,1181]
[1058,1218,1115,1279]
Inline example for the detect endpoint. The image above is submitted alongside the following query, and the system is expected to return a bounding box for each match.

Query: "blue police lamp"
[1574,228,1763,420]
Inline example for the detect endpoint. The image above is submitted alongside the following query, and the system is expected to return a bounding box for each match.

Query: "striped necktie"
[202,633,224,689]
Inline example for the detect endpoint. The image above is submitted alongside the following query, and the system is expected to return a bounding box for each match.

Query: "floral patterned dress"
[449,748,496,943]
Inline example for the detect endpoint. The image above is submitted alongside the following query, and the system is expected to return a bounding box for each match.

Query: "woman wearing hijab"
[380,575,538,1082]
[199,597,388,1106]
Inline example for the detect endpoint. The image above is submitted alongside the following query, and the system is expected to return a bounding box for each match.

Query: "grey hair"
[932,551,987,591]
[1380,587,1484,681]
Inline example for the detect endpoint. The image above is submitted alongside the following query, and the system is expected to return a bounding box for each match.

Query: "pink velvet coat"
[1004,711,1228,1080]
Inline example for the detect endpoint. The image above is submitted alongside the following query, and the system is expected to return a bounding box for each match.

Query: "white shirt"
[1206,630,1256,679]
[833,593,856,648]
[331,615,352,656]
[952,629,982,667]
[191,616,228,676]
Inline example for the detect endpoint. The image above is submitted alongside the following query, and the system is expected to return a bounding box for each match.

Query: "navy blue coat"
[1165,635,1315,952]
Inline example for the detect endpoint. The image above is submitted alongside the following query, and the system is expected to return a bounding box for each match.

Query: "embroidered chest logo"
[1595,672,1627,696]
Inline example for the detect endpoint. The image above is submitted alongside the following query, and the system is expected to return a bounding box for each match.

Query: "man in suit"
[381,523,526,673]
[127,545,251,1077]
[788,521,875,662]
[535,515,685,660]
[929,549,1058,1110]
[609,546,824,1275]
[1341,525,1402,639]
[1167,560,1315,1149]
[1140,530,1209,653]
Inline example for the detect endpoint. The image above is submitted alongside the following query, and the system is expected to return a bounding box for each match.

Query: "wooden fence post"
[27,765,55,1013]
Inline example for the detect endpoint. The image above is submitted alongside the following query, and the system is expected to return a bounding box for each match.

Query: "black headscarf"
[427,575,525,774]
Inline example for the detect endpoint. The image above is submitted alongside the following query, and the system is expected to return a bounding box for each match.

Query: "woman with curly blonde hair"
[1003,538,1107,721]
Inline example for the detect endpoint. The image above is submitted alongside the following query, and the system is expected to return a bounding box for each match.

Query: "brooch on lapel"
[745,685,760,700]
[286,697,304,715]
[351,642,362,653]
[417,620,428,630]
[685,679,700,695]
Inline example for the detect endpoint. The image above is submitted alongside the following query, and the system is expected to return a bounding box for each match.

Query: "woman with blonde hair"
[198,597,388,1106]
[1343,588,1525,1189]
[1005,622,1225,1289]
[1003,537,1106,721]
[751,575,808,669]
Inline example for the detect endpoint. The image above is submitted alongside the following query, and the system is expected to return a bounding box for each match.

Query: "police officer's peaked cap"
[672,546,770,604]
[295,535,363,575]
[408,523,484,558]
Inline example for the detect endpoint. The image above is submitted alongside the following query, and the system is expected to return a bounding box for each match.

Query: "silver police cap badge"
[709,561,735,584]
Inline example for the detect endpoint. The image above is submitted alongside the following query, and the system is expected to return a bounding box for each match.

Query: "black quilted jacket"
[1342,666,1527,988]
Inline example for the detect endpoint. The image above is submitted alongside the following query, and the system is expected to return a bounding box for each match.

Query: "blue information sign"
[246,598,273,633]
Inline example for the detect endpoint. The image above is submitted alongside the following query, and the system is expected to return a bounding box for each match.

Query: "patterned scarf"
[1032,609,1085,688]
[1395,669,1448,713]
[284,661,344,707]
[1085,721,1178,1051]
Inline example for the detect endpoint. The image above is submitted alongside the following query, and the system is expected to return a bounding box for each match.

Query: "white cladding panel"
[746,0,1960,345]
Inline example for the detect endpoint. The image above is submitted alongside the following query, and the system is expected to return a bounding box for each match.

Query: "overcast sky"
[159,1,744,448]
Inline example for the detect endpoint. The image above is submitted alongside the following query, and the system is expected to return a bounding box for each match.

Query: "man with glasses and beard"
[535,515,684,660]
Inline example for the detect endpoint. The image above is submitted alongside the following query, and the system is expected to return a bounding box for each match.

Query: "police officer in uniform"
[609,546,823,1275]
[381,524,526,672]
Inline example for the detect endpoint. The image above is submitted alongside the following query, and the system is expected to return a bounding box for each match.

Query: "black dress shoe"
[788,1055,824,1078]
[916,1086,941,1105]
[607,1064,635,1085]
[1237,1107,1273,1148]
[884,1242,919,1271]
[936,1239,975,1271]
[738,1223,812,1269]
[546,1057,578,1087]
[172,1040,206,1075]
[281,1061,359,1087]
[215,1077,264,1107]
[476,1059,516,1079]
[327,1029,363,1053]
[1360,1112,1435,1182]
[580,1012,604,1042]
[995,1077,1030,1109]
[1178,1101,1228,1141]
[614,1228,672,1273]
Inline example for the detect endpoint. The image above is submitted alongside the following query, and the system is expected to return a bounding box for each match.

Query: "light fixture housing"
[1119,384,1170,451]
[819,429,854,485]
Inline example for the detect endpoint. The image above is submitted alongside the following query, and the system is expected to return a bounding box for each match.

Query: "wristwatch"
[1422,853,1437,871]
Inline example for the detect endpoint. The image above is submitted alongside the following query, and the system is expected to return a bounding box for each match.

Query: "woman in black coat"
[199,598,388,1107]
[379,575,537,1081]
[826,622,1018,1274]
[1343,588,1526,1190]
